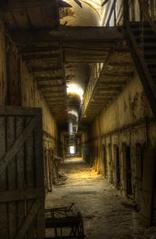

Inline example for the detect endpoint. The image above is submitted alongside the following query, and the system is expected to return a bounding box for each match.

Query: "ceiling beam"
[36,76,64,81]
[48,100,66,103]
[22,53,59,60]
[98,80,127,86]
[45,94,66,99]
[41,89,66,94]
[101,72,133,77]
[40,84,65,89]
[10,27,123,46]
[31,67,63,73]
[2,0,57,10]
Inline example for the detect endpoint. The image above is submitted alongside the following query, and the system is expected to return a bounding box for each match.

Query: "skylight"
[67,83,84,101]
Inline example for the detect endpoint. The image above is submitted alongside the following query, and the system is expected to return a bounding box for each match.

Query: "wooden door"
[0,106,45,239]
[152,172,156,225]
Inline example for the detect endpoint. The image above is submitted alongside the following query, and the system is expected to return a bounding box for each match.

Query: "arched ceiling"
[60,0,104,117]
[2,0,126,127]
[60,0,103,26]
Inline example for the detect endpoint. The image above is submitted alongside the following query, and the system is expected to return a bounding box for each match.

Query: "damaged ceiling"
[0,0,134,126]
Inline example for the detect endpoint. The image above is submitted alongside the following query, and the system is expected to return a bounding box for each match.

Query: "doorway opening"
[103,145,107,178]
[108,144,113,184]
[125,145,133,196]
[114,145,120,189]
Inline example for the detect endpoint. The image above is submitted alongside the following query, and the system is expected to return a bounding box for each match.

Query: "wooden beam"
[101,72,133,77]
[107,62,133,67]
[46,95,66,100]
[23,53,59,60]
[38,81,64,86]
[31,66,62,73]
[96,89,120,94]
[40,84,65,89]
[0,188,44,202]
[52,26,123,41]
[99,80,127,85]
[94,95,116,100]
[64,48,108,56]
[65,56,108,63]
[45,94,66,99]
[42,89,66,94]
[10,27,123,45]
[36,76,64,82]
[96,85,123,90]
[2,0,56,10]
[49,104,66,106]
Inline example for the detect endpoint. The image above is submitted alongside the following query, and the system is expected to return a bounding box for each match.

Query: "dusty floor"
[46,158,145,239]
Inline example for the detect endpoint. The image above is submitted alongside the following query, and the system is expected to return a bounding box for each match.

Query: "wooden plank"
[23,53,59,60]
[25,116,35,239]
[0,117,8,238]
[40,84,65,89]
[34,115,45,239]
[0,106,41,116]
[36,76,64,82]
[0,188,44,202]
[42,89,66,94]
[11,27,123,45]
[7,116,17,238]
[6,45,21,105]
[2,0,56,9]
[16,116,26,233]
[32,66,62,72]
[15,199,41,239]
[0,108,45,239]
[0,117,36,175]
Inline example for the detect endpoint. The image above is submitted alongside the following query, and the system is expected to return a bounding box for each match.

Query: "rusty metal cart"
[45,203,85,239]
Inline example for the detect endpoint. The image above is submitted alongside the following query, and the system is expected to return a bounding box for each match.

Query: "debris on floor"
[45,203,85,238]
[46,158,145,239]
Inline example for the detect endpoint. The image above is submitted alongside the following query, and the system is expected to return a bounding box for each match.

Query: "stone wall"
[21,61,57,141]
[0,20,58,192]
[89,72,156,225]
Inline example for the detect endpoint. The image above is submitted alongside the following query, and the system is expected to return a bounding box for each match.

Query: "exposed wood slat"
[0,117,36,175]
[0,188,44,202]
[15,199,41,239]
[11,27,123,45]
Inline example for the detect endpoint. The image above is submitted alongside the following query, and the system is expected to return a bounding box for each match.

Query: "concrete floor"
[46,158,145,239]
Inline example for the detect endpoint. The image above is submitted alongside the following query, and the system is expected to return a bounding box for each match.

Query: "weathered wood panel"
[0,20,7,105]
[0,106,45,239]
[6,42,21,105]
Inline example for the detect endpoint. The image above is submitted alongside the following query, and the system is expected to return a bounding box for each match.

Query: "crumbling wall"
[0,19,58,192]
[21,61,57,139]
[20,62,58,192]
[89,72,156,225]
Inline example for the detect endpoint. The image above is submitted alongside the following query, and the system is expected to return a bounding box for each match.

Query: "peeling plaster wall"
[90,72,156,225]
[0,20,58,192]
[21,62,57,143]
[92,73,152,137]
[20,62,58,192]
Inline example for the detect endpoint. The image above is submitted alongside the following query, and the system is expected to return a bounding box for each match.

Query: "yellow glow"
[62,0,102,21]
[67,83,84,101]
[68,110,79,119]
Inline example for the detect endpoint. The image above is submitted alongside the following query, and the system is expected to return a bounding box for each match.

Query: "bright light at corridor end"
[69,145,76,155]
[67,83,84,101]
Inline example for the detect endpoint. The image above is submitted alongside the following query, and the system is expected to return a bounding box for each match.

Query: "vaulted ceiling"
[0,0,134,127]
